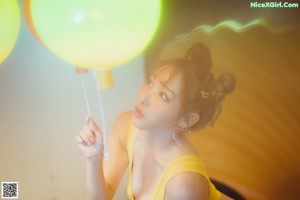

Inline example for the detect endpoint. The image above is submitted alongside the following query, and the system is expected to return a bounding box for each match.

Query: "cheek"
[134,84,181,130]
[146,102,181,129]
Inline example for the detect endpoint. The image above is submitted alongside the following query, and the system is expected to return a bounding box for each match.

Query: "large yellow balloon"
[0,0,20,64]
[30,0,161,69]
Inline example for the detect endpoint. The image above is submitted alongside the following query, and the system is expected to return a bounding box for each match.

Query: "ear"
[178,112,200,128]
[187,112,200,128]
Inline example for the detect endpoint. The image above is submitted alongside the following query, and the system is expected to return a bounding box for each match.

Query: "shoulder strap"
[152,155,221,200]
[125,120,137,200]
[125,120,136,163]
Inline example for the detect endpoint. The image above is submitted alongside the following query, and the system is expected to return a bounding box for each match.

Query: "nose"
[139,86,152,107]
[140,95,149,107]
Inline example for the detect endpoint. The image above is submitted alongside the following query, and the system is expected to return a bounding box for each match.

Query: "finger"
[83,125,96,143]
[75,135,83,144]
[80,130,93,145]
[88,118,103,137]
[83,126,97,143]
[85,116,92,127]
[77,134,89,146]
[83,124,96,138]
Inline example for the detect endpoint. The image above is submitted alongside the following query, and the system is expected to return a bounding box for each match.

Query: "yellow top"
[125,120,222,200]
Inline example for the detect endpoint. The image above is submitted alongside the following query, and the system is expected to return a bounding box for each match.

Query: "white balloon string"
[80,75,91,118]
[95,72,109,160]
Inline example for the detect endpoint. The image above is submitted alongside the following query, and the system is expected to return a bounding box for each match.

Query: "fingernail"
[86,116,90,122]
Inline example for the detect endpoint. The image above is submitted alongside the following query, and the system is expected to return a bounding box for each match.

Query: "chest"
[130,140,168,199]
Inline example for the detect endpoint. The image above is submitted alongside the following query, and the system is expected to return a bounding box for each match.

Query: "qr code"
[1,182,18,199]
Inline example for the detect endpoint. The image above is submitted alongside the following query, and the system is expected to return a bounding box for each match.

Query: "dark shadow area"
[211,179,245,200]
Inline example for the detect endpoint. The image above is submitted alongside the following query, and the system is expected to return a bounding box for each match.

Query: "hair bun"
[215,73,236,101]
[184,43,212,71]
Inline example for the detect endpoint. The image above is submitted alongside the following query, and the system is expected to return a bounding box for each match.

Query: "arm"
[102,111,132,195]
[165,172,210,200]
[76,111,132,200]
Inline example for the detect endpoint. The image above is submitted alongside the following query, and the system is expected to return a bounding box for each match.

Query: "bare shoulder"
[165,172,210,200]
[114,110,133,127]
[111,110,133,147]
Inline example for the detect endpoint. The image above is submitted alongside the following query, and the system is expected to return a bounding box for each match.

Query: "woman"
[75,43,236,200]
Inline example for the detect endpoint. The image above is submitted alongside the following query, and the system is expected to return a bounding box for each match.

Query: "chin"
[132,115,157,131]
[132,116,169,132]
[131,114,147,130]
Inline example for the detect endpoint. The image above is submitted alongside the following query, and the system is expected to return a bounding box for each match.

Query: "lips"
[134,107,144,118]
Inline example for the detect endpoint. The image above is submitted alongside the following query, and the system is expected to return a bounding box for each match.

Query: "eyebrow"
[152,74,177,97]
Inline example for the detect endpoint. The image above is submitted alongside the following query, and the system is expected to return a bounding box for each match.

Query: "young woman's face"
[132,66,183,132]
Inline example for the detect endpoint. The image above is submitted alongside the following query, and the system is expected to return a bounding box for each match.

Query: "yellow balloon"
[30,0,161,69]
[0,0,20,64]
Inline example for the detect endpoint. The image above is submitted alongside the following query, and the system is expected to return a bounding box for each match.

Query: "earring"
[183,128,192,135]
[172,130,182,147]
[178,120,192,135]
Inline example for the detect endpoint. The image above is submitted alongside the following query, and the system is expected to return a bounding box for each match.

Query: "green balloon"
[30,0,162,68]
[0,0,20,64]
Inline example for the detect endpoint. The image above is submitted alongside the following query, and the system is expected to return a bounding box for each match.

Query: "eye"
[159,92,169,102]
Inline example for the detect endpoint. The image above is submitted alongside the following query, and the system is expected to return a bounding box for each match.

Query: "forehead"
[153,66,182,95]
